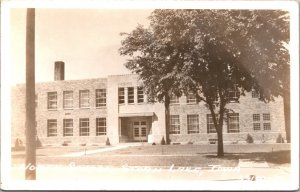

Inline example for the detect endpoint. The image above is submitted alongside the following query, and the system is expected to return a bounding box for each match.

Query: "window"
[263,113,270,121]
[253,123,261,131]
[137,87,144,103]
[226,85,240,101]
[253,114,260,121]
[128,87,134,104]
[63,91,73,109]
[47,119,57,137]
[227,113,239,133]
[263,113,271,130]
[96,89,106,107]
[47,92,57,110]
[170,94,179,104]
[252,90,260,98]
[79,118,89,136]
[252,113,271,131]
[63,119,73,136]
[169,115,180,134]
[187,114,199,134]
[263,123,271,130]
[207,114,219,133]
[187,92,197,104]
[96,118,106,135]
[118,88,125,104]
[79,90,90,108]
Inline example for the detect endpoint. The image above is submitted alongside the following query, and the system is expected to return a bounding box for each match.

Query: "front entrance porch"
[118,114,153,143]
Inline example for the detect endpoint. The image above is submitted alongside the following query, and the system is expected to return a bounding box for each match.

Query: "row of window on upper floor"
[47,89,107,110]
[169,89,260,104]
[45,87,260,110]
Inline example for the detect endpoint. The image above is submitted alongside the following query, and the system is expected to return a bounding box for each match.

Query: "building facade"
[11,62,286,146]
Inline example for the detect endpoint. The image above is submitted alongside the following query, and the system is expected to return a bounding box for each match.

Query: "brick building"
[11,62,286,146]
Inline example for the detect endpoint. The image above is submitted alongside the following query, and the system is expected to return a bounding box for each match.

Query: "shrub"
[161,137,166,145]
[188,141,193,145]
[62,141,68,146]
[246,134,254,143]
[152,142,156,145]
[106,138,111,146]
[276,134,284,143]
[36,137,42,148]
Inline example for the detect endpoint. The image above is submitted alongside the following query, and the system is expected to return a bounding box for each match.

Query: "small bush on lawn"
[62,141,68,146]
[246,134,254,143]
[106,138,111,146]
[161,137,166,145]
[188,141,193,145]
[276,134,284,143]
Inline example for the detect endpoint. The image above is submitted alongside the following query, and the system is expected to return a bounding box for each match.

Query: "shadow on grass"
[204,150,290,164]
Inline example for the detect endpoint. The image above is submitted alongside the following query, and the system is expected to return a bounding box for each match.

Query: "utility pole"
[25,8,36,180]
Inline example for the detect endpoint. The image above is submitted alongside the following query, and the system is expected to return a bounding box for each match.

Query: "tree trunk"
[165,94,170,144]
[283,93,290,143]
[25,8,36,180]
[217,127,224,157]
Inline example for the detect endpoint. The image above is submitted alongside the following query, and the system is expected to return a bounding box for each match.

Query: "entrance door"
[133,121,147,141]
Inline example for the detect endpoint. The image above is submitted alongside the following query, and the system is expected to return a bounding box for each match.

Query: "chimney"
[54,61,65,81]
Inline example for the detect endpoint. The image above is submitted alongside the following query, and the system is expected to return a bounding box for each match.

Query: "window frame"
[128,87,134,104]
[63,91,73,109]
[47,119,57,137]
[96,118,107,136]
[63,119,73,136]
[170,94,179,104]
[169,115,180,134]
[96,89,106,107]
[47,92,57,110]
[118,87,125,104]
[187,114,199,134]
[79,90,90,108]
[187,92,197,104]
[227,113,240,133]
[137,87,144,103]
[79,118,90,136]
[207,114,219,134]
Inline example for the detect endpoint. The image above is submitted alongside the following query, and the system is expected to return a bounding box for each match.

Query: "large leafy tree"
[119,10,289,156]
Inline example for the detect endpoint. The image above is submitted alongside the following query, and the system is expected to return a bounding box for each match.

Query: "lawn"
[11,143,290,168]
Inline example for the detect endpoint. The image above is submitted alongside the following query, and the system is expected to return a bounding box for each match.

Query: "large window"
[226,85,240,101]
[79,90,90,108]
[253,114,261,131]
[169,115,180,134]
[79,118,89,136]
[170,94,179,104]
[253,113,271,131]
[118,88,125,104]
[96,118,106,135]
[187,92,197,104]
[47,119,57,137]
[187,114,199,134]
[96,89,106,107]
[263,113,271,130]
[128,87,134,104]
[227,113,239,133]
[63,91,73,109]
[137,87,144,103]
[63,119,73,136]
[207,114,219,133]
[47,92,57,110]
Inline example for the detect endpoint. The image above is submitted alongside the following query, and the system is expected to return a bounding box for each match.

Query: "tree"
[25,8,36,179]
[119,10,289,156]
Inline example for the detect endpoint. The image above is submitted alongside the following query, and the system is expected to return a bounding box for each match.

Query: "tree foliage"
[119,9,290,156]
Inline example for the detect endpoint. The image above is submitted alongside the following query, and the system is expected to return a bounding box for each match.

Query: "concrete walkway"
[59,143,142,157]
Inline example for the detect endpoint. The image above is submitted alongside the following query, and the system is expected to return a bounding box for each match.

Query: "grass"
[11,143,290,167]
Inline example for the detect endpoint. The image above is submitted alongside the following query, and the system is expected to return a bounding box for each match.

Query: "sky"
[10,9,153,85]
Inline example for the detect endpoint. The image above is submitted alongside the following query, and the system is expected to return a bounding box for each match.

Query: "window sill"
[63,108,73,110]
[48,109,57,111]
[96,106,107,109]
[79,107,90,109]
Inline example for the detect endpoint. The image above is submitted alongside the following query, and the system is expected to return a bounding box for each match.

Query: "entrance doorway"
[133,121,147,141]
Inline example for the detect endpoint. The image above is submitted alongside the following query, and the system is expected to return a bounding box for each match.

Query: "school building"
[11,61,286,146]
